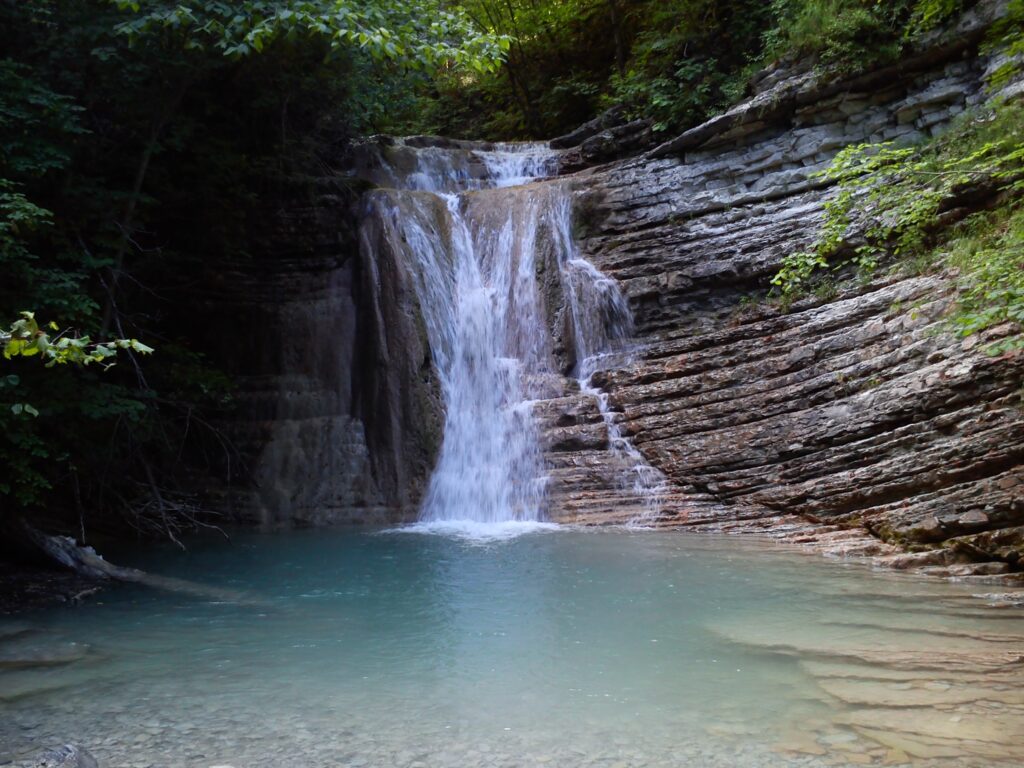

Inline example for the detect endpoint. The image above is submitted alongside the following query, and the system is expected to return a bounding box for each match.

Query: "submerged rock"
[37,745,98,768]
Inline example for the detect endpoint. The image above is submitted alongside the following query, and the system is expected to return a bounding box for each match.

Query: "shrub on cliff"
[408,0,979,139]
[771,97,1024,351]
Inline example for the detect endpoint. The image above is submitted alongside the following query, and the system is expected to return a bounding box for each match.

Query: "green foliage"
[0,312,153,507]
[413,0,779,139]
[983,0,1024,88]
[415,0,632,138]
[0,60,87,177]
[0,182,52,261]
[764,0,905,72]
[0,371,50,505]
[606,0,770,132]
[946,205,1024,352]
[910,0,963,31]
[0,0,507,528]
[770,249,830,302]
[407,0,982,140]
[109,0,509,72]
[763,0,973,73]
[2,311,153,367]
[772,100,1024,347]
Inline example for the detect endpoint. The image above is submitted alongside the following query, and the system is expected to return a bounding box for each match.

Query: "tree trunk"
[609,0,627,77]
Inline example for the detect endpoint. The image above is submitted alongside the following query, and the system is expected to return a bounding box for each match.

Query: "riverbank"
[0,561,102,615]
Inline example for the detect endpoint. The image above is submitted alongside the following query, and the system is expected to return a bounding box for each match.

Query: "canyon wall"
[543,0,1024,571]
[197,184,440,526]
[213,0,1023,573]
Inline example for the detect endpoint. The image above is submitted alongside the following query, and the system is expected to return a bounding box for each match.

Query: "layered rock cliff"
[540,0,1024,577]
[195,184,441,527]
[215,0,1022,578]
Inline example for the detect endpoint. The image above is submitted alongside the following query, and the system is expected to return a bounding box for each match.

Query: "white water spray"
[547,195,669,524]
[360,139,665,535]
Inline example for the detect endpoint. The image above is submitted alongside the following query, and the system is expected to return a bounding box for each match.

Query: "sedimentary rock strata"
[536,0,1024,577]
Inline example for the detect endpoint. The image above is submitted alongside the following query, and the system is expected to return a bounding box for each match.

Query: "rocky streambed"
[2,530,1023,768]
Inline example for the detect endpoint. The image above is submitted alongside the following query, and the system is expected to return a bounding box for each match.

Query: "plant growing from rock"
[772,99,1024,350]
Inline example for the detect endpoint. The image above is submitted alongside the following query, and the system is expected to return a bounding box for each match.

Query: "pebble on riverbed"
[36,744,98,768]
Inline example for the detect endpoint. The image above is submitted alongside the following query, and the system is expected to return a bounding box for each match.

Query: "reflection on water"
[1,529,1022,768]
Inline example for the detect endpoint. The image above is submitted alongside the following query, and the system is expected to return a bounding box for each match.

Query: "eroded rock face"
[541,0,1024,570]
[355,192,445,519]
[209,1,1022,560]
[197,185,441,526]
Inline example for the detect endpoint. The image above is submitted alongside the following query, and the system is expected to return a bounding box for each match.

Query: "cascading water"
[359,138,665,534]
[547,195,670,524]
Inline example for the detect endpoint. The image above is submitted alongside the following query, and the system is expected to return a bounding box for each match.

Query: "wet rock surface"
[533,0,1024,582]
[36,744,99,768]
[189,181,441,527]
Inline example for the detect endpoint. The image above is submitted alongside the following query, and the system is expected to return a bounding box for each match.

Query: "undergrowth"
[946,205,1024,353]
[771,98,1024,350]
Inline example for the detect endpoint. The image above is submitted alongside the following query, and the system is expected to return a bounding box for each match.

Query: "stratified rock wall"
[550,0,1024,565]
[197,185,440,526]
[203,0,1022,559]
[355,193,445,519]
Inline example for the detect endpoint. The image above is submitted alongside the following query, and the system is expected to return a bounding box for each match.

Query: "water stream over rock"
[358,140,665,533]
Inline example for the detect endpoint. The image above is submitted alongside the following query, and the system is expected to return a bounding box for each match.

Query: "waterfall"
[359,139,664,534]
[548,195,670,525]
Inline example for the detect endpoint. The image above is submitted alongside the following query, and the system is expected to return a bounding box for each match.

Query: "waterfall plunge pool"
[2,527,1023,767]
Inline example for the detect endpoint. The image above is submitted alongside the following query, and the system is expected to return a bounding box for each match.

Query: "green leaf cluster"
[108,0,508,71]
[772,99,1024,349]
[946,205,1024,352]
[2,311,153,367]
[605,0,771,133]
[763,0,940,74]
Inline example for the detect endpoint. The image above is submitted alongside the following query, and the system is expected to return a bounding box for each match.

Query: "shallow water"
[1,529,1022,768]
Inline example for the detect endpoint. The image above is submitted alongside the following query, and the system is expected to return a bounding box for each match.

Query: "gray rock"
[528,0,1024,573]
[37,745,99,768]
[195,0,1023,571]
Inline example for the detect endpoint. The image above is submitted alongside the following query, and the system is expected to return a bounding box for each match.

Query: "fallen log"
[6,519,255,605]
